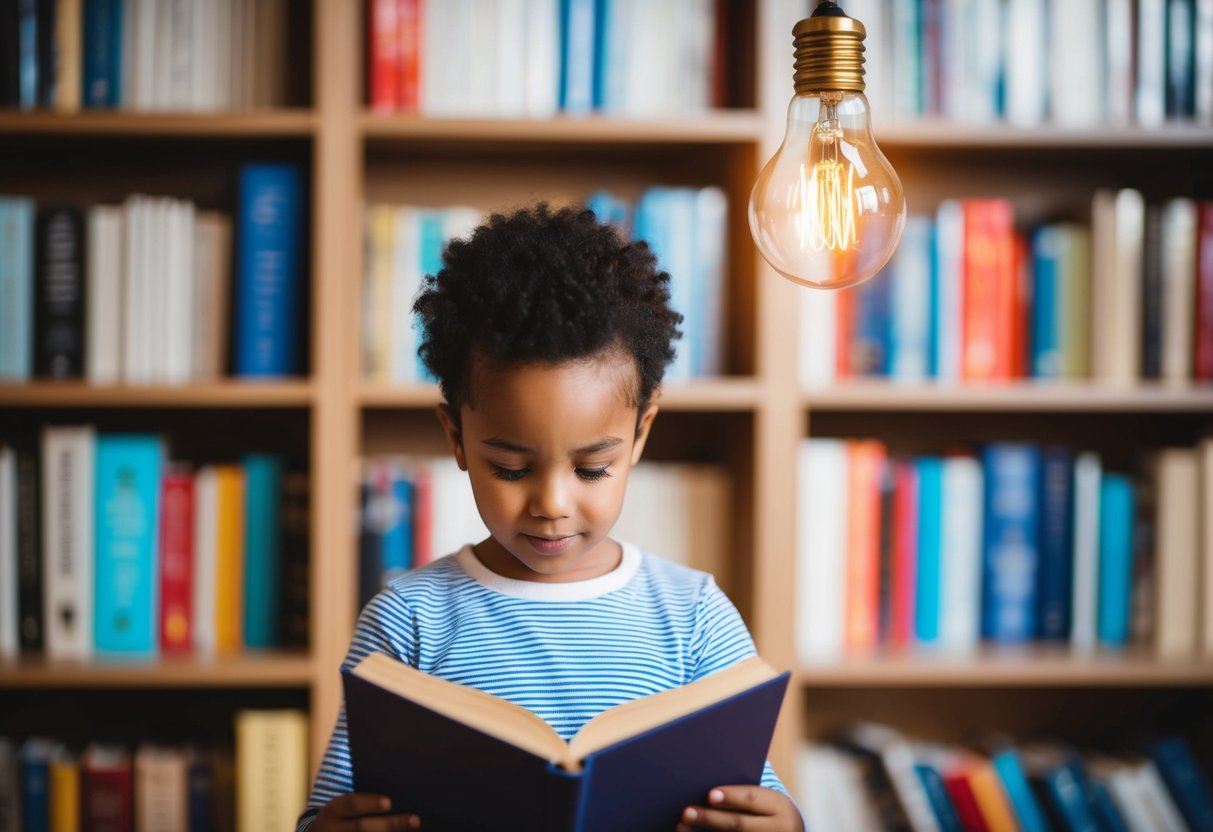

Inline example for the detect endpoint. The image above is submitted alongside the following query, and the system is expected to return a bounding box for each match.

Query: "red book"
[369,0,401,112]
[844,440,886,653]
[962,200,1017,381]
[396,0,421,112]
[1196,201,1213,380]
[943,766,992,832]
[834,285,855,381]
[82,746,134,832]
[159,467,195,653]
[411,465,433,567]
[889,460,918,648]
[1009,231,1030,378]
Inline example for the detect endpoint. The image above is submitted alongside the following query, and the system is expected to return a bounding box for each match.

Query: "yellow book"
[214,465,246,652]
[235,710,309,832]
[968,761,1020,832]
[49,751,80,832]
[363,205,395,381]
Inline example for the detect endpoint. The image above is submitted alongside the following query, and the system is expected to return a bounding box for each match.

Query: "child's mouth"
[523,534,576,554]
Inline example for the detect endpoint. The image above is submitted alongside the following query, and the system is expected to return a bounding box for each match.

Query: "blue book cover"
[850,264,891,377]
[691,187,727,378]
[243,454,284,648]
[0,197,34,382]
[380,474,414,583]
[18,0,36,109]
[1096,474,1134,648]
[1036,446,1075,641]
[914,456,944,644]
[981,443,1042,643]
[1150,737,1213,831]
[187,754,215,831]
[1031,226,1063,378]
[559,0,596,114]
[889,215,932,382]
[415,210,447,383]
[914,762,964,832]
[1089,780,1129,832]
[634,189,693,381]
[234,163,304,377]
[1038,762,1100,832]
[82,0,123,107]
[94,434,163,655]
[992,749,1050,832]
[19,738,54,832]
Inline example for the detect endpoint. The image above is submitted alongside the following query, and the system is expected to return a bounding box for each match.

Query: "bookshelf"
[2,0,1212,822]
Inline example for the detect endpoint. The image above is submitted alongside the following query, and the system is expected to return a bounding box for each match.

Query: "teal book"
[1096,474,1135,648]
[94,434,163,655]
[343,653,788,832]
[992,749,1050,832]
[243,454,284,648]
[913,456,944,644]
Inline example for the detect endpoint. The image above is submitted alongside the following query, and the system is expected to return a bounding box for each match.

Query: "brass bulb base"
[792,14,866,95]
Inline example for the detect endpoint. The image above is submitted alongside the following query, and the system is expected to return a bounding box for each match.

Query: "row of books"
[0,164,305,385]
[0,709,307,831]
[367,0,724,117]
[799,193,1213,389]
[357,455,731,608]
[0,427,309,660]
[0,0,289,112]
[795,437,1213,661]
[797,722,1213,832]
[849,0,1213,127]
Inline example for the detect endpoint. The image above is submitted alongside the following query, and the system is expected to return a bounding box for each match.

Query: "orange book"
[889,460,918,648]
[834,286,855,381]
[844,440,886,652]
[214,466,246,652]
[369,0,401,112]
[397,0,421,112]
[962,200,1017,381]
[967,760,1021,832]
[49,751,80,832]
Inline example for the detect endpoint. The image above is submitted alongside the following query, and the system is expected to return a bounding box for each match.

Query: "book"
[241,453,283,648]
[0,197,34,383]
[33,203,85,380]
[342,653,789,832]
[234,710,309,832]
[41,424,95,660]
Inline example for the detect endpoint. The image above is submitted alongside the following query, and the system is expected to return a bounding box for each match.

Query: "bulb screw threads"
[792,11,866,94]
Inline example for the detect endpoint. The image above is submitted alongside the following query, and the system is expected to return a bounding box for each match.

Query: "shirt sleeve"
[296,589,419,829]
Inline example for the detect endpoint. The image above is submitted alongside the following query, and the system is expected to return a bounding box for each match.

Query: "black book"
[14,437,41,653]
[0,0,19,105]
[33,204,85,379]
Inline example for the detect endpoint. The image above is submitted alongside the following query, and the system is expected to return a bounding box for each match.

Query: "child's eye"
[575,467,611,482]
[490,464,529,481]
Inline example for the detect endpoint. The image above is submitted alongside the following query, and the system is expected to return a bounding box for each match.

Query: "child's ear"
[435,404,468,471]
[630,403,660,465]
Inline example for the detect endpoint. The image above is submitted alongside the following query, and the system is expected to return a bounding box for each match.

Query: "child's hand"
[677,785,804,831]
[311,793,421,831]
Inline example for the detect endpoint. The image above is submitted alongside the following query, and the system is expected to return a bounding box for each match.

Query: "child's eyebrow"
[481,437,624,455]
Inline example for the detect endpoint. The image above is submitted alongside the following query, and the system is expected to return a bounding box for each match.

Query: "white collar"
[454,540,640,601]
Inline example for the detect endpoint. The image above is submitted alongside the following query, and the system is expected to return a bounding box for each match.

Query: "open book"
[342,653,790,832]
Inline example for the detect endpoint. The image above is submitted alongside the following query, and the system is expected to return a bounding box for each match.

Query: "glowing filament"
[802,157,856,252]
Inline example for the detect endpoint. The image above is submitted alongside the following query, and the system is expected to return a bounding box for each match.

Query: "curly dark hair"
[413,203,682,429]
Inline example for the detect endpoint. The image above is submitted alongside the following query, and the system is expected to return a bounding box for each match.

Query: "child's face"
[437,350,657,583]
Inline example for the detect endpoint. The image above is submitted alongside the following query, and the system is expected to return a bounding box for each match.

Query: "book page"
[566,656,777,767]
[352,653,568,764]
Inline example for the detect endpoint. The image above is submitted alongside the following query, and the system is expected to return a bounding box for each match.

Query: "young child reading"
[298,204,803,832]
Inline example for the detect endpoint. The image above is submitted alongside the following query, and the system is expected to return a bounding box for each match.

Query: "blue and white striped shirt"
[298,542,788,829]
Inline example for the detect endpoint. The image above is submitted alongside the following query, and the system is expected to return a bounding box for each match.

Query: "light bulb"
[749,4,905,290]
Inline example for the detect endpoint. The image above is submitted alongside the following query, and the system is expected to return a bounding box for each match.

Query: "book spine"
[279,468,309,650]
[396,0,421,112]
[42,425,95,660]
[20,747,50,832]
[962,200,1016,382]
[844,440,885,652]
[34,0,54,106]
[914,456,944,645]
[233,164,303,378]
[980,443,1041,643]
[82,0,122,107]
[1096,473,1135,648]
[1036,447,1075,641]
[33,204,85,380]
[1148,737,1213,830]
[1030,225,1063,378]
[234,710,308,832]
[0,198,34,382]
[213,465,244,652]
[93,434,163,655]
[1196,202,1213,381]
[369,0,400,112]
[991,750,1050,832]
[242,454,283,648]
[558,0,596,114]
[81,758,134,831]
[158,466,194,653]
[15,440,42,653]
[1140,206,1163,379]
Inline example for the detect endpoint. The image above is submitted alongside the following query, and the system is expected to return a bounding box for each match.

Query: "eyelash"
[489,465,612,483]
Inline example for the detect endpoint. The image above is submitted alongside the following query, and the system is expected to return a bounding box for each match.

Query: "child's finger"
[705,785,781,815]
[679,804,762,830]
[324,792,395,819]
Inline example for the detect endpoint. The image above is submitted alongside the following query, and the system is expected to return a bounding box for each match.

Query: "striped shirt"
[298,542,789,829]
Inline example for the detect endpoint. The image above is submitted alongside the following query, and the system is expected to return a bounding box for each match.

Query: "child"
[298,204,803,832]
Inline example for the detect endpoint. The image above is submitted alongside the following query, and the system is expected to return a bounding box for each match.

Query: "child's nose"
[528,472,571,519]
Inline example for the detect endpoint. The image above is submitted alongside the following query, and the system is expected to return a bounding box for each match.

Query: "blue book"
[18,0,36,109]
[1031,225,1064,378]
[850,265,891,377]
[889,216,932,382]
[82,0,124,107]
[381,474,414,583]
[19,738,54,832]
[1036,446,1075,641]
[94,434,164,655]
[1096,474,1134,648]
[981,443,1042,643]
[559,0,597,114]
[243,454,284,648]
[914,456,944,644]
[1089,779,1129,832]
[233,164,304,377]
[1037,761,1100,832]
[415,210,447,383]
[187,753,215,831]
[992,749,1051,832]
[914,762,964,832]
[634,189,693,381]
[691,187,727,378]
[0,197,34,382]
[1150,736,1213,831]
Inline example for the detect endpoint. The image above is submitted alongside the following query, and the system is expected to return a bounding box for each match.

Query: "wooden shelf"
[0,110,317,137]
[0,652,315,688]
[359,377,762,412]
[0,381,316,409]
[361,111,765,144]
[797,647,1213,688]
[804,380,1213,413]
[877,120,1213,150]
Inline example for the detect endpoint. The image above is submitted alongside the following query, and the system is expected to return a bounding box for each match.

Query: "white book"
[846,0,889,123]
[389,206,421,384]
[1105,0,1136,125]
[1049,0,1102,126]
[362,205,393,381]
[0,445,16,657]
[41,424,95,661]
[192,465,218,653]
[164,0,194,110]
[212,0,233,110]
[167,199,196,385]
[133,0,159,109]
[796,439,849,662]
[1198,0,1213,122]
[123,196,144,382]
[1137,0,1168,126]
[191,212,232,380]
[466,0,499,116]
[494,0,528,116]
[1070,451,1102,652]
[938,455,982,653]
[1102,761,1158,832]
[135,745,189,831]
[890,215,931,382]
[1154,447,1199,656]
[147,199,169,383]
[429,457,489,560]
[797,277,836,391]
[692,186,727,377]
[966,0,1002,123]
[1136,760,1189,831]
[1095,189,1144,385]
[599,0,633,113]
[933,200,964,383]
[621,0,672,116]
[521,0,559,117]
[190,0,215,109]
[86,205,123,384]
[892,0,924,119]
[1200,438,1213,656]
[683,0,716,111]
[797,743,883,831]
[1004,0,1047,126]
[1160,198,1197,383]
